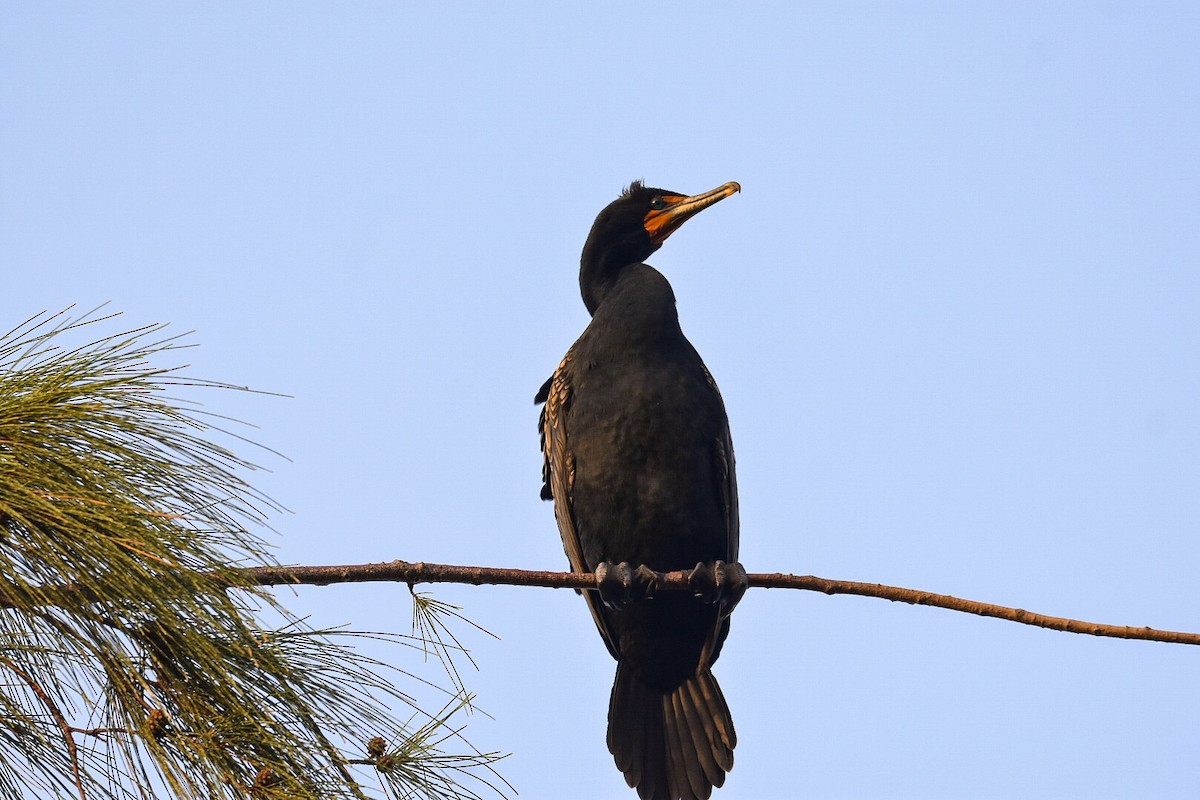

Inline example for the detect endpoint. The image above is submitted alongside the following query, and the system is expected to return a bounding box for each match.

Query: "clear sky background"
[3,3,1199,798]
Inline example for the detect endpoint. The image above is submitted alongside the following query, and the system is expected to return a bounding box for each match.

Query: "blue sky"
[3,3,1199,797]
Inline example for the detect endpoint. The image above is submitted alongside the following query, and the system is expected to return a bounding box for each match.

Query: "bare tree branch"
[6,558,1196,646]
[242,559,1200,647]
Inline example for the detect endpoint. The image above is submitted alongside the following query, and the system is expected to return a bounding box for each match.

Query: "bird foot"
[595,561,659,608]
[688,560,748,615]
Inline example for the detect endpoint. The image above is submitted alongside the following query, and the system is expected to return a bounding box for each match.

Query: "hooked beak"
[643,181,741,246]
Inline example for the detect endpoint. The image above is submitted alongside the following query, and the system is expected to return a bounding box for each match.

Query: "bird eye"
[649,197,666,210]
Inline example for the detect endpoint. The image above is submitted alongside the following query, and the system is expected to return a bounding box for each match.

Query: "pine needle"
[0,308,508,800]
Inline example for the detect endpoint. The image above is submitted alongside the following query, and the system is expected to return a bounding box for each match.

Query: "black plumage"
[536,180,743,800]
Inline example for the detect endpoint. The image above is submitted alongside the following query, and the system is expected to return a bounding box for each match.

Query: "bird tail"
[608,663,736,800]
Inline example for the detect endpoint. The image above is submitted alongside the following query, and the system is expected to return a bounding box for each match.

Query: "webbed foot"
[595,561,659,608]
[688,560,749,615]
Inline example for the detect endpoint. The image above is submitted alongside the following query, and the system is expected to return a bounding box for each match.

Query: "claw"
[595,561,633,608]
[688,561,717,602]
[633,564,659,600]
[596,561,659,608]
[688,560,749,615]
[716,560,749,616]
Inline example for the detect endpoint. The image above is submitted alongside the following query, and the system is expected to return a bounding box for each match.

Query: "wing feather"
[700,364,739,668]
[538,354,620,659]
[700,364,738,563]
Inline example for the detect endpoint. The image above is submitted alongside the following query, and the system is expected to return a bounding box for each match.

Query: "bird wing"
[716,435,739,564]
[698,365,740,670]
[704,364,739,565]
[537,355,620,659]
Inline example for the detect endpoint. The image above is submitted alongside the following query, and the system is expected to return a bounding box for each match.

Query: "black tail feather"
[608,663,736,800]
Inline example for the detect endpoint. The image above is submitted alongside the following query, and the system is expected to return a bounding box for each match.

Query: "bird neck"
[584,264,683,349]
[580,237,661,316]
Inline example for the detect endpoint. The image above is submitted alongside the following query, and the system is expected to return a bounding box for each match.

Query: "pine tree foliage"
[0,308,507,800]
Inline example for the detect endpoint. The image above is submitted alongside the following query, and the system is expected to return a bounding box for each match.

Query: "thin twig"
[242,559,1200,647]
[297,709,371,800]
[69,726,131,738]
[0,656,88,800]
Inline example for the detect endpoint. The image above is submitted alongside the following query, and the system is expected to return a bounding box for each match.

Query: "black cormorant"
[536,180,746,800]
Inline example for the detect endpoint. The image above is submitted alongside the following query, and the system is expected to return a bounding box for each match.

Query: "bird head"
[580,180,740,315]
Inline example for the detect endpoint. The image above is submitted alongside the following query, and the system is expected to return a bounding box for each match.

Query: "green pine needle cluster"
[0,308,507,800]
